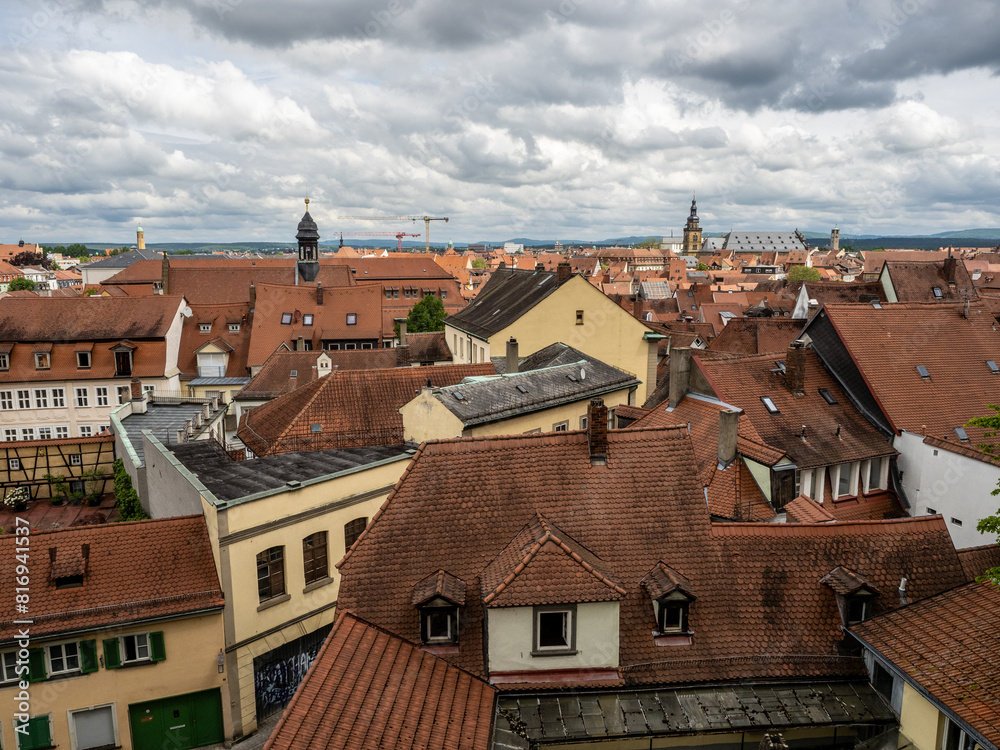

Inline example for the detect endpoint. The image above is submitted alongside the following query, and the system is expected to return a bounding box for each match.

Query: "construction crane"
[337,215,450,252]
[339,231,421,252]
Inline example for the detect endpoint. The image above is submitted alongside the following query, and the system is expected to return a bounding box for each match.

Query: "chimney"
[161,252,169,295]
[785,341,806,394]
[535,262,544,272]
[316,281,324,306]
[944,255,957,284]
[632,295,644,321]
[130,377,147,414]
[497,260,505,270]
[130,378,142,400]
[587,398,608,465]
[398,319,407,347]
[296,336,305,351]
[556,261,572,283]
[898,578,908,606]
[717,408,740,468]
[176,429,186,444]
[249,283,256,309]
[506,337,519,374]
[668,347,692,408]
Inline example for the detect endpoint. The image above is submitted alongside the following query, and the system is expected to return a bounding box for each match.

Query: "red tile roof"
[264,612,495,750]
[785,495,836,523]
[816,302,1000,436]
[0,516,223,642]
[337,427,965,689]
[956,543,1000,583]
[412,570,467,606]
[0,294,183,341]
[708,318,806,355]
[239,363,495,455]
[851,580,1000,745]
[178,303,251,379]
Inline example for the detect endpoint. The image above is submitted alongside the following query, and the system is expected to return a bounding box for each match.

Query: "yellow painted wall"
[401,386,635,443]
[0,611,229,750]
[899,681,944,750]
[0,437,115,501]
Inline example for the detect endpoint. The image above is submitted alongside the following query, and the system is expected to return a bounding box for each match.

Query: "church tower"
[137,225,145,251]
[296,199,320,282]
[682,195,702,255]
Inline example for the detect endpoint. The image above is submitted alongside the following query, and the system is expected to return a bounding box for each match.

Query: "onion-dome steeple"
[296,198,320,262]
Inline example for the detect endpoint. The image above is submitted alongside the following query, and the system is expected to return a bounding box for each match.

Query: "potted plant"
[3,486,30,512]
[81,467,108,506]
[43,473,69,505]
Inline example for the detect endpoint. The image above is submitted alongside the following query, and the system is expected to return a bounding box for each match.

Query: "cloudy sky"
[2,0,1000,244]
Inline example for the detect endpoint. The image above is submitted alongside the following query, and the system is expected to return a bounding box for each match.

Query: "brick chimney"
[398,319,407,347]
[668,347,692,408]
[556,261,572,283]
[717,409,740,468]
[249,283,256,309]
[785,341,806,394]
[944,254,957,284]
[161,253,169,295]
[316,281,324,306]
[130,377,147,414]
[506,337,519,374]
[587,398,608,465]
[632,295,644,321]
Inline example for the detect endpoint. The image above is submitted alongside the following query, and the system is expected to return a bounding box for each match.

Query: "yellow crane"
[337,215,449,252]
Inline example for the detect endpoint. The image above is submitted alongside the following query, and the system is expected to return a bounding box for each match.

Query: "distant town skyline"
[2,0,999,243]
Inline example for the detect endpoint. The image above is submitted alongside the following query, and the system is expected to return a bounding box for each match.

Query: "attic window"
[303,314,314,326]
[932,287,943,299]
[576,310,584,325]
[988,361,999,374]
[199,323,211,333]
[289,370,298,377]
[229,323,240,333]
[567,374,578,382]
[761,396,780,414]
[819,388,837,405]
[916,365,930,380]
[281,312,292,325]
[516,385,528,394]
[346,313,357,326]
[955,427,970,443]
[55,574,84,589]
[310,423,322,433]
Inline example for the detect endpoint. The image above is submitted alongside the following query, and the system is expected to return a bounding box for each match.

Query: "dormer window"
[110,342,136,377]
[35,352,50,370]
[533,604,576,654]
[199,323,211,333]
[655,596,691,634]
[821,566,879,627]
[642,561,695,645]
[846,595,870,625]
[229,323,240,332]
[413,570,465,648]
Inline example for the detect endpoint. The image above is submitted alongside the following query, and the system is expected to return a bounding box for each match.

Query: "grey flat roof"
[167,441,411,503]
[119,400,219,464]
[86,247,162,269]
[187,377,251,386]
[492,682,895,749]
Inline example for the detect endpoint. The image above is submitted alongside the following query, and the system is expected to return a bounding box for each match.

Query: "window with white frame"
[116,386,130,405]
[17,390,30,409]
[47,641,80,675]
[228,323,240,332]
[34,352,50,370]
[20,428,34,440]
[69,453,82,466]
[97,424,109,434]
[837,463,853,497]
[95,387,108,407]
[7,458,20,470]
[34,389,48,408]
[55,426,68,439]
[0,390,11,410]
[0,352,8,370]
[199,323,211,333]
[37,427,52,440]
[4,429,17,441]
[78,426,92,437]
[50,388,64,408]
[1,649,18,682]
[76,350,91,369]
[121,633,151,663]
[868,457,885,491]
[142,385,155,394]
[69,704,117,750]
[532,604,576,654]
[75,387,89,407]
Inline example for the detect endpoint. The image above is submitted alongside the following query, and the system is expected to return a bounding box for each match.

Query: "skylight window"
[871,301,882,309]
[516,385,528,394]
[989,361,999,374]
[916,365,930,380]
[955,427,970,443]
[567,374,578,382]
[932,287,943,299]
[819,388,837,405]
[281,312,292,325]
[303,314,314,326]
[773,361,786,374]
[310,423,322,433]
[453,392,465,401]
[761,396,780,414]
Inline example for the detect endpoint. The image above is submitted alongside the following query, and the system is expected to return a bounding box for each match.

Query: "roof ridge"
[8,513,206,538]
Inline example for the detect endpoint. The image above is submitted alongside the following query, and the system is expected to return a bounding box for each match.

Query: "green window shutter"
[27,647,46,682]
[149,631,166,662]
[19,715,52,750]
[80,640,98,674]
[103,638,121,669]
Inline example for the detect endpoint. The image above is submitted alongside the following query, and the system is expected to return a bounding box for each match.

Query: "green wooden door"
[129,689,224,750]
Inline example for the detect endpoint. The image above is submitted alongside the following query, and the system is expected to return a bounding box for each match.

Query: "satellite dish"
[580,368,586,380]
[181,306,193,318]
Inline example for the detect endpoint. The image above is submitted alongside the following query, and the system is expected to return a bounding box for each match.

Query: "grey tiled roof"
[84,247,162,269]
[118,399,222,464]
[167,441,412,504]
[444,268,572,339]
[723,231,808,254]
[436,344,639,426]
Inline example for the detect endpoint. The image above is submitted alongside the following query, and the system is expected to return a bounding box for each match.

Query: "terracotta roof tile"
[0,516,223,642]
[851,581,1000,745]
[640,562,696,600]
[0,294,183,341]
[785,495,836,523]
[956,543,1000,583]
[412,570,467,607]
[820,565,876,596]
[178,303,251,379]
[708,318,806,355]
[264,612,495,750]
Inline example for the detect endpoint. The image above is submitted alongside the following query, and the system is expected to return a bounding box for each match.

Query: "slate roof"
[445,268,574,339]
[695,349,897,471]
[84,246,162,269]
[0,516,223,642]
[336,426,966,689]
[238,363,495,455]
[708,318,806,355]
[723,231,809,254]
[263,612,496,750]
[813,302,1000,437]
[0,294,183,341]
[166,440,411,504]
[434,347,639,427]
[851,581,1000,746]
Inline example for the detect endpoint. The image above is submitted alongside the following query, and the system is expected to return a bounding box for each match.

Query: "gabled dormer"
[49,544,89,589]
[641,561,696,646]
[412,570,465,649]
[821,566,879,626]
[480,514,624,684]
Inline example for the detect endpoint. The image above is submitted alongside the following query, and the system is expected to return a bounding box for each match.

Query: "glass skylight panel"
[453,392,465,401]
[932,287,943,299]
[989,361,999,373]
[818,388,837,405]
[516,385,528,394]
[955,427,970,443]
[916,365,930,379]
[760,396,779,414]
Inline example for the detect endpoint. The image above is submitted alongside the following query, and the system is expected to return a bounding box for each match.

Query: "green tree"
[406,294,447,333]
[8,276,35,291]
[966,406,1000,585]
[471,257,487,269]
[786,265,821,282]
[66,243,90,258]
[636,237,660,249]
[695,262,708,271]
[11,251,51,269]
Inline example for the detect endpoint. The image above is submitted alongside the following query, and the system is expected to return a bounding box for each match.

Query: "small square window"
[69,453,82,466]
[533,605,576,654]
[346,313,357,326]
[229,323,240,332]
[303,314,314,326]
[8,458,20,470]
[78,426,92,437]
[281,312,292,325]
[48,642,80,674]
[421,605,459,645]
[35,352,50,370]
[846,597,868,624]
[199,323,211,333]
[553,421,569,432]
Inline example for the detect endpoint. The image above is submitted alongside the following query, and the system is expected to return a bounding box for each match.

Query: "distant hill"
[930,228,1000,240]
